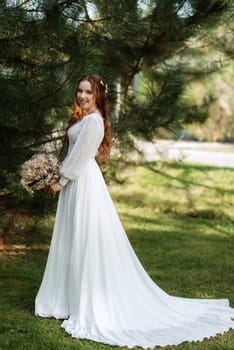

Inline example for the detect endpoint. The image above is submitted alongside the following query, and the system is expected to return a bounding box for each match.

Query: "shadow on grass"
[144,162,234,195]
[114,190,234,229]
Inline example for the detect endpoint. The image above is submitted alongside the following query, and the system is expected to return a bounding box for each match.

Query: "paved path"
[135,140,234,168]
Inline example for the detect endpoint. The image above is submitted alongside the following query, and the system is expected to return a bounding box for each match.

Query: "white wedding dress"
[35,113,234,349]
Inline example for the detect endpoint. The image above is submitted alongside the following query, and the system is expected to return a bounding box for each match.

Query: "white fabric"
[58,113,104,186]
[35,112,234,349]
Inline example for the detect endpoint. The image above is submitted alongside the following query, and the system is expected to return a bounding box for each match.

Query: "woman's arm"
[58,116,103,187]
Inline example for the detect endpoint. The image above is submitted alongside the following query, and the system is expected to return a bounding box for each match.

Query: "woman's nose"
[78,91,85,98]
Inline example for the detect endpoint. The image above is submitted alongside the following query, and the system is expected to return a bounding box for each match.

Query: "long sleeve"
[59,115,104,186]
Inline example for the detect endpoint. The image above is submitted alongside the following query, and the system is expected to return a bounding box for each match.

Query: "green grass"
[0,161,234,350]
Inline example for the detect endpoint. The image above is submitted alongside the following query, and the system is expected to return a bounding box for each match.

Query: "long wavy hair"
[64,74,111,162]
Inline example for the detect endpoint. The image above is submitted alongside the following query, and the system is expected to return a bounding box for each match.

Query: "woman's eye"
[77,89,92,94]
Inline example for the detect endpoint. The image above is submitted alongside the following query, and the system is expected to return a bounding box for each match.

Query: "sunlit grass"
[0,161,233,350]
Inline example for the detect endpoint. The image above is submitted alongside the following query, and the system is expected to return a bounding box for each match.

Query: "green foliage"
[180,17,234,142]
[0,0,232,221]
[0,0,97,219]
[111,0,233,145]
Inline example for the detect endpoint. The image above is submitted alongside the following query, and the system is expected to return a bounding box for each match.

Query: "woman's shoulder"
[82,112,104,125]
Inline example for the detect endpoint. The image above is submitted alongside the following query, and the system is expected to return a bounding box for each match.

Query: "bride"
[35,73,234,349]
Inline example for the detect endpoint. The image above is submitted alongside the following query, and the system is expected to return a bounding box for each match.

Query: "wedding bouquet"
[21,153,60,192]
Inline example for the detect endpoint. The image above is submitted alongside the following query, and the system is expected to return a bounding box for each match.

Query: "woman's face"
[76,80,97,114]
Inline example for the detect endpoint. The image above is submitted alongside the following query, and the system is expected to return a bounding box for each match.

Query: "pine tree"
[0,0,97,234]
[0,1,90,175]
[0,0,231,230]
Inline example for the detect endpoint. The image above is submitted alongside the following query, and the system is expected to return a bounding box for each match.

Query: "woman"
[35,74,234,349]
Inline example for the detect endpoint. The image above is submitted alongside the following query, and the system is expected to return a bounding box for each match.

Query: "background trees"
[180,11,234,142]
[0,0,232,230]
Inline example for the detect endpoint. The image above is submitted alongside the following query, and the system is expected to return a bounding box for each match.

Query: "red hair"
[65,74,111,162]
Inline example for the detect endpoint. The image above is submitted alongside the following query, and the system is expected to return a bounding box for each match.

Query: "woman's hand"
[50,182,64,192]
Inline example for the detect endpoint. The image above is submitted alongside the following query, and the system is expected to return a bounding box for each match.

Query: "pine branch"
[16,135,64,150]
[80,0,91,21]
[1,55,70,69]
[13,0,32,8]
[33,62,81,104]
[63,14,113,23]
[165,58,231,75]
[175,0,188,14]
[185,0,229,26]
[157,72,171,99]
[124,7,158,91]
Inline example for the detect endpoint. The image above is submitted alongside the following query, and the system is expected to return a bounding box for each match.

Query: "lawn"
[0,161,234,350]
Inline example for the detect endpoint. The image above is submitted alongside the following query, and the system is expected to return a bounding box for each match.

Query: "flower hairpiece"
[100,79,108,93]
